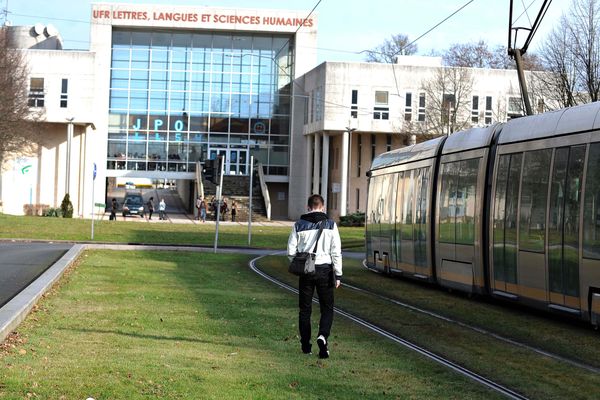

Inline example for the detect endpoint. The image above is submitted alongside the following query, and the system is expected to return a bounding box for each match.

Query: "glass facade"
[107,29,294,175]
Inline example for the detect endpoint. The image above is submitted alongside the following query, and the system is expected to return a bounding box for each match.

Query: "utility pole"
[248,156,254,246]
[213,155,225,253]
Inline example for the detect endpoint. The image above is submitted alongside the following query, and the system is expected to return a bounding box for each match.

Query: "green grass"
[0,213,365,250]
[0,251,497,399]
[256,256,600,400]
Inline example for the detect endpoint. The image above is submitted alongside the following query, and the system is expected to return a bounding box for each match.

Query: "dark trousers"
[298,265,334,345]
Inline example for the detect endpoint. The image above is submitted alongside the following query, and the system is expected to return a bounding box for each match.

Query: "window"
[584,143,600,259]
[28,78,45,107]
[373,90,389,120]
[439,159,480,245]
[418,93,426,122]
[485,96,493,124]
[493,153,522,284]
[356,188,360,212]
[314,87,323,121]
[519,149,551,252]
[60,79,68,108]
[401,170,414,240]
[548,146,585,297]
[371,134,377,161]
[414,167,430,266]
[507,96,523,119]
[537,98,545,114]
[471,95,479,123]
[386,134,392,152]
[405,92,412,122]
[351,89,358,118]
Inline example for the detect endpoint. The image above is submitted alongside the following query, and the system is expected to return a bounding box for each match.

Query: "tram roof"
[441,124,500,155]
[499,101,600,144]
[370,136,445,171]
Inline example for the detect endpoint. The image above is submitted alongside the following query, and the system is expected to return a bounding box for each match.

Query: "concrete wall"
[267,182,288,219]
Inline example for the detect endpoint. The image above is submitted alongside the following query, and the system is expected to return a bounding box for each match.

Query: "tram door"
[547,146,585,309]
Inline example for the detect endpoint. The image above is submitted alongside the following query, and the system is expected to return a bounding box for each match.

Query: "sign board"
[93,163,97,180]
[332,183,341,193]
[95,203,106,208]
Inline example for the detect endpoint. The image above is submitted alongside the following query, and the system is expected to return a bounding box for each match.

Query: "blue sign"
[93,163,97,180]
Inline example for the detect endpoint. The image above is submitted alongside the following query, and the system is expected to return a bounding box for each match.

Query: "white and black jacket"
[287,211,342,279]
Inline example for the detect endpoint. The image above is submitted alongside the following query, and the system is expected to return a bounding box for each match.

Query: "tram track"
[342,260,600,375]
[249,254,529,400]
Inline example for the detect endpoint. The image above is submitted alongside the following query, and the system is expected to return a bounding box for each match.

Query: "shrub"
[22,204,50,216]
[339,212,365,227]
[44,207,62,217]
[60,194,74,218]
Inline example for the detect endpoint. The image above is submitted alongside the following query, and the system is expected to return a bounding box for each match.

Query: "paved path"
[0,243,72,307]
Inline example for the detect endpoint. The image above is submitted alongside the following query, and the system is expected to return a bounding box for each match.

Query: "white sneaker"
[317,335,329,359]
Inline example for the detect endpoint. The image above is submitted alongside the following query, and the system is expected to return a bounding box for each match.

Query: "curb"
[0,244,86,343]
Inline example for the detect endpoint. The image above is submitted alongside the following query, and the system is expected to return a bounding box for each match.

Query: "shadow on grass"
[59,327,215,345]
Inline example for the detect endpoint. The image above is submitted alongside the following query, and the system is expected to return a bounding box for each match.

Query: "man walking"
[287,194,342,358]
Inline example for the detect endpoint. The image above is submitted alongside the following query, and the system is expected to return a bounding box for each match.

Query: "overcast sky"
[4,0,572,62]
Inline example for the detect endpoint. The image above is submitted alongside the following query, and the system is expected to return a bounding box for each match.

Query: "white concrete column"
[305,134,314,201]
[340,130,349,217]
[312,133,321,195]
[321,133,330,209]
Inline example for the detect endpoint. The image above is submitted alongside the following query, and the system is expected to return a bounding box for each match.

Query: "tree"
[405,67,474,139]
[0,28,39,167]
[365,33,418,63]
[60,193,73,218]
[442,40,544,71]
[536,0,600,107]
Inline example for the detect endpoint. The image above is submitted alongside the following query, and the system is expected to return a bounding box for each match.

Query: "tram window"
[549,148,569,294]
[493,155,510,281]
[415,167,430,266]
[519,149,551,252]
[402,170,414,240]
[584,143,600,259]
[439,162,458,243]
[456,158,479,245]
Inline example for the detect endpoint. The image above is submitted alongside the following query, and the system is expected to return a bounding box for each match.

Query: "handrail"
[256,162,271,220]
[196,161,204,200]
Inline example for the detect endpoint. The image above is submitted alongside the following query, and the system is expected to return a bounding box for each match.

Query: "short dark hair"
[307,194,324,209]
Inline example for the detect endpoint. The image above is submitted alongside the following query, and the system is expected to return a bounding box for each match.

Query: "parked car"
[122,193,145,218]
[125,181,136,189]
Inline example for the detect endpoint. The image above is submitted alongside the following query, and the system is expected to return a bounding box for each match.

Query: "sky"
[2,0,572,63]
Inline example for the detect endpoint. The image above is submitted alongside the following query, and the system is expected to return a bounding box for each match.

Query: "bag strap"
[311,220,326,254]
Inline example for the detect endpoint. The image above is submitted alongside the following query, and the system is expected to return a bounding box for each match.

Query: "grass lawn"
[256,256,600,400]
[0,213,365,250]
[0,251,497,399]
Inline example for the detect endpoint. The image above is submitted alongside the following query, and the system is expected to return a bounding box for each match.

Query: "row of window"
[27,78,68,109]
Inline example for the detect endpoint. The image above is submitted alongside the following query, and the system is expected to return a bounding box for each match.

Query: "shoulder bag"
[289,221,325,277]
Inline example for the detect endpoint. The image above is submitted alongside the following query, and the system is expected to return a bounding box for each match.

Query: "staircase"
[202,175,270,222]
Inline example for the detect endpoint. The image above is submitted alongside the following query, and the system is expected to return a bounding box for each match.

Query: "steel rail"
[249,255,529,400]
[357,260,600,374]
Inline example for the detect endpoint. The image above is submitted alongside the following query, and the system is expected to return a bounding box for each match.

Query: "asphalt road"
[0,243,72,308]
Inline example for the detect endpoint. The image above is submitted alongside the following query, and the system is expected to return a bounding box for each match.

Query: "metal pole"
[91,178,95,240]
[513,49,533,116]
[248,156,254,246]
[213,155,225,253]
[66,120,74,194]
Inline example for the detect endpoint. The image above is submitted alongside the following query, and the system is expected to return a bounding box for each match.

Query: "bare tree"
[537,0,600,107]
[0,28,39,166]
[365,33,418,63]
[443,40,544,70]
[406,67,474,138]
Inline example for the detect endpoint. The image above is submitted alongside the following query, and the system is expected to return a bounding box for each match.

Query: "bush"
[23,204,50,216]
[44,207,62,217]
[339,212,365,227]
[60,194,74,218]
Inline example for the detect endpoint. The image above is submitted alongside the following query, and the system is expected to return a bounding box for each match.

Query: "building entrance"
[209,148,249,176]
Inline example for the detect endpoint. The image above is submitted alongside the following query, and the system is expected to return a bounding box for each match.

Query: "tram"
[365,101,600,326]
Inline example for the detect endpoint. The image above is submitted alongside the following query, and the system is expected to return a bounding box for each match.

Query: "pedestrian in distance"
[110,198,118,221]
[211,196,218,220]
[221,198,229,220]
[287,194,342,359]
[147,196,155,220]
[195,195,202,220]
[159,198,166,220]
[200,197,207,223]
[231,200,237,222]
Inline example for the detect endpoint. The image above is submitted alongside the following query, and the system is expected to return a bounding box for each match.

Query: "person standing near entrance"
[159,198,166,220]
[147,196,155,220]
[231,200,237,222]
[195,196,202,220]
[287,194,342,358]
[200,197,207,223]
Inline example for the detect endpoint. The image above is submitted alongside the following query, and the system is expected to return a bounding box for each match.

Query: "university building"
[0,3,535,221]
